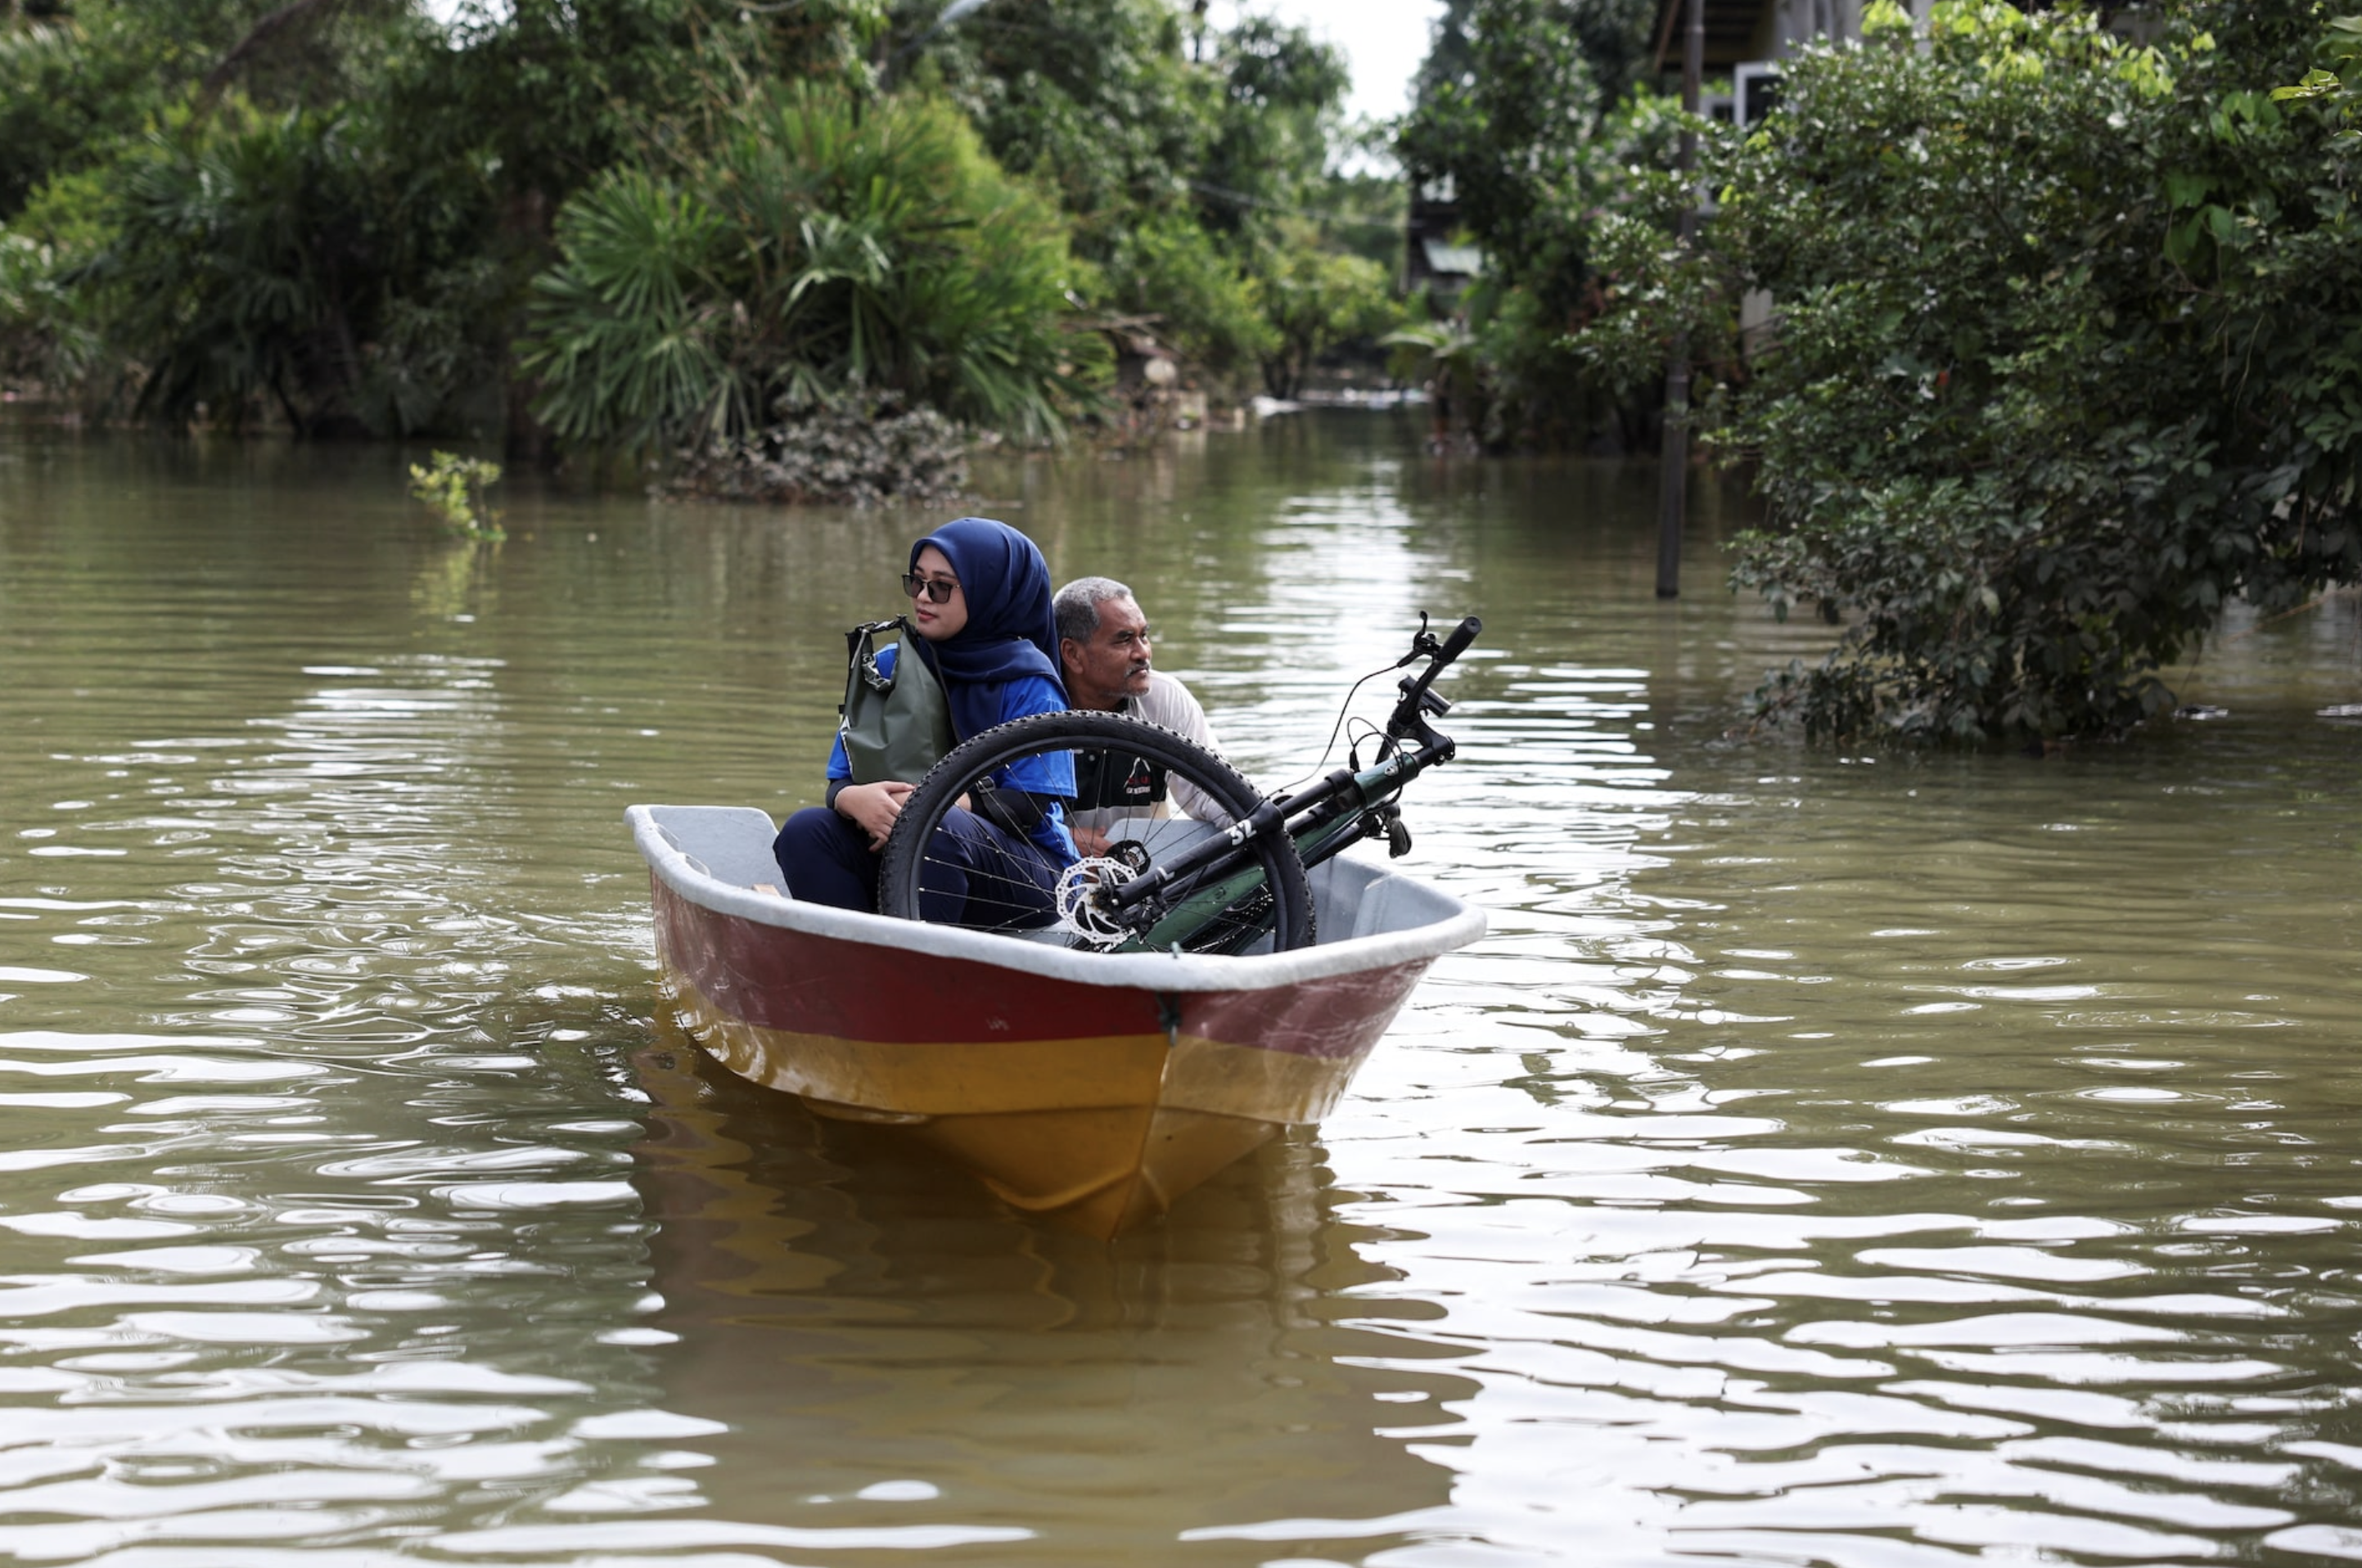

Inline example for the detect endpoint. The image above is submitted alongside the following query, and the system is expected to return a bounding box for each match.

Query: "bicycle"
[875,612,1481,954]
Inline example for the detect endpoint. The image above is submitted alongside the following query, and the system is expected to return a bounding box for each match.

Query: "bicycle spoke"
[877,712,1315,952]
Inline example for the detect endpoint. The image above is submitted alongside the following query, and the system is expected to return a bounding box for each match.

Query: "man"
[1053,576,1228,850]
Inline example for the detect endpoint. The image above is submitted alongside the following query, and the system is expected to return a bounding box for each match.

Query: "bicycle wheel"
[876,710,1316,953]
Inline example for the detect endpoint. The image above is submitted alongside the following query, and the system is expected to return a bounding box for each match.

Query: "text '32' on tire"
[875,710,1315,954]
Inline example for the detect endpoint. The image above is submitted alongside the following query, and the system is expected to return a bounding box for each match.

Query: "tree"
[1251,239,1394,398]
[0,0,1382,447]
[923,0,1210,228]
[926,0,1364,397]
[1395,0,1672,447]
[1413,0,1653,125]
[43,90,503,433]
[1094,210,1276,384]
[0,0,410,220]
[1580,0,2362,742]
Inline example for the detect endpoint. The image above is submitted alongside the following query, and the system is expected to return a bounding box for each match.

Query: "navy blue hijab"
[911,517,1066,741]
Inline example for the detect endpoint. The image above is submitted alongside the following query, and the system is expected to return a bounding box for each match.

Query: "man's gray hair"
[1054,576,1134,646]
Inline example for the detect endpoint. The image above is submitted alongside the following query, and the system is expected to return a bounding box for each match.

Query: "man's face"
[1062,594,1153,711]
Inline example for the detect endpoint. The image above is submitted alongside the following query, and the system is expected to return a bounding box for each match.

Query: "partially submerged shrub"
[408,450,506,540]
[521,81,1103,457]
[54,100,503,435]
[1575,3,2362,742]
[0,230,96,394]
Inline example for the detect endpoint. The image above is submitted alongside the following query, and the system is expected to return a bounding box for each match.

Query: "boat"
[626,802,1485,1239]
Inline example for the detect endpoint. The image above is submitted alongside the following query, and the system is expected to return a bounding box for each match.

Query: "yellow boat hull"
[632,804,1483,1237]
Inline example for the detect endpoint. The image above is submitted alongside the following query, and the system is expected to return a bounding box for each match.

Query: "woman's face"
[907,544,968,641]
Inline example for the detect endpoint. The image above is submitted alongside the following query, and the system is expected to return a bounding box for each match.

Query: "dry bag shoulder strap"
[842,618,908,710]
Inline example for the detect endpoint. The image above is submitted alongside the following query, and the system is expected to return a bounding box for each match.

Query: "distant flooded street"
[3,412,2361,1565]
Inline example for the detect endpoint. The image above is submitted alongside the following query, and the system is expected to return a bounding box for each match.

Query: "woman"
[772,516,1077,927]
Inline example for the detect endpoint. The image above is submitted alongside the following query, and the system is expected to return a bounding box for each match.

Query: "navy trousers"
[773,805,1060,929]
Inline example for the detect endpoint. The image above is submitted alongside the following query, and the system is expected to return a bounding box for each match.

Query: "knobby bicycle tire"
[875,710,1316,953]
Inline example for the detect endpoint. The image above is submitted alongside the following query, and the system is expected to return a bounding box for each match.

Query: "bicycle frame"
[1105,615,1481,953]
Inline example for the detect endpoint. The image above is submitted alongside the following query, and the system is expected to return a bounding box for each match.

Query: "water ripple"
[7,426,2362,1562]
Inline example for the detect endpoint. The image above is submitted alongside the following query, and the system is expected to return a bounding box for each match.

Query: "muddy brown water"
[2,415,2360,1565]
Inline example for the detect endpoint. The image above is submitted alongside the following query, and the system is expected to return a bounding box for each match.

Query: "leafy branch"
[408,450,506,541]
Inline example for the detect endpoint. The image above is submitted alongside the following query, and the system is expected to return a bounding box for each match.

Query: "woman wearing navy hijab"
[773,517,1077,926]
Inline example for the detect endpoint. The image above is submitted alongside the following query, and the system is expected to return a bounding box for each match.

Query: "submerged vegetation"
[408,449,506,541]
[11,0,2359,747]
[521,83,1095,454]
[1383,0,2362,746]
[1575,2,2362,743]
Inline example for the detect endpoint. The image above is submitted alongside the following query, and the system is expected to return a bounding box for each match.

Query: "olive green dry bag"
[839,617,955,785]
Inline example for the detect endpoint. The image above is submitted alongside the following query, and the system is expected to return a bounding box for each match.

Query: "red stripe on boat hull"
[652,876,1432,1061]
[645,876,1439,1234]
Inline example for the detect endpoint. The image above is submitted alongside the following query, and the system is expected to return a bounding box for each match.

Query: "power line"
[1184,178,1403,232]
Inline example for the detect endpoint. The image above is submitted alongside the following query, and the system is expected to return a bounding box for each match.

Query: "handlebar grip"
[1436,615,1481,665]
[1394,614,1481,730]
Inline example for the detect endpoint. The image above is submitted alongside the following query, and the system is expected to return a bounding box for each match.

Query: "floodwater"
[2,413,2360,1566]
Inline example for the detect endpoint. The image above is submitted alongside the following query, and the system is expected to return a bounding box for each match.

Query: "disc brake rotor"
[1053,853,1147,948]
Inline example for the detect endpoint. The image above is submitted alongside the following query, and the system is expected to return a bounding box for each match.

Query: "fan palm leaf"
[522,79,1102,455]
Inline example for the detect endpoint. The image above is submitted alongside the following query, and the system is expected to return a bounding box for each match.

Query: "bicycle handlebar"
[1391,614,1482,735]
[1096,612,1479,931]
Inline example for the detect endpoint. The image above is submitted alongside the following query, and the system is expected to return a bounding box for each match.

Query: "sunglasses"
[901,573,959,605]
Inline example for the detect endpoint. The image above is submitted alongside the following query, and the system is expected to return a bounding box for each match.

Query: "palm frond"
[522,79,1103,456]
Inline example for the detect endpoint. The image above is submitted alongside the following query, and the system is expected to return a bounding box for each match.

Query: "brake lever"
[1395,610,1440,668]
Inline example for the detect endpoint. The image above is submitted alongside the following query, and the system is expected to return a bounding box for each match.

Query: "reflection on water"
[3,417,2362,1562]
[631,1030,1472,1563]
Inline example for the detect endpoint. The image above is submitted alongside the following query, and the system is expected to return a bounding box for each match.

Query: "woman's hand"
[836,780,914,851]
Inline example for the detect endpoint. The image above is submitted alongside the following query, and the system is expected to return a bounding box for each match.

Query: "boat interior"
[640,803,1464,949]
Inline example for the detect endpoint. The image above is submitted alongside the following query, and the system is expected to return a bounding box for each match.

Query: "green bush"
[1249,239,1396,399]
[520,82,1103,453]
[0,230,95,393]
[1098,211,1274,387]
[408,449,506,541]
[92,106,385,430]
[1577,2,2362,743]
[12,89,505,432]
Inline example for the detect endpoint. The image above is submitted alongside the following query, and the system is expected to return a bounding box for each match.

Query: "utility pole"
[1655,0,1704,600]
